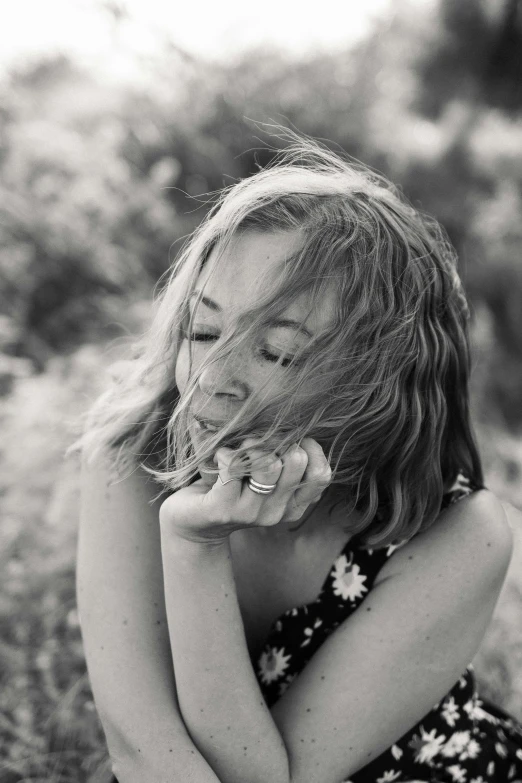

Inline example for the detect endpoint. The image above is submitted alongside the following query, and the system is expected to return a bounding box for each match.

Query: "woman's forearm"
[112,743,222,783]
[105,710,222,783]
[160,532,289,783]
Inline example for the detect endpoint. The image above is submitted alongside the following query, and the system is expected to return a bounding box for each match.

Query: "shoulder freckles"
[434,489,513,582]
[465,490,513,568]
[377,490,513,586]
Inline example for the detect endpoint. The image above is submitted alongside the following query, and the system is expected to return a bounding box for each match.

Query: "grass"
[1,338,521,782]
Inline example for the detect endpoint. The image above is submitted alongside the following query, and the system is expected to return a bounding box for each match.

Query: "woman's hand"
[159,437,332,544]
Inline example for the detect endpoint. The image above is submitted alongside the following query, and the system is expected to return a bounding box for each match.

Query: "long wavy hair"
[70,132,484,548]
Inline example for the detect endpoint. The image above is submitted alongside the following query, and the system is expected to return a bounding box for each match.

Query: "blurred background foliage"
[1,0,522,780]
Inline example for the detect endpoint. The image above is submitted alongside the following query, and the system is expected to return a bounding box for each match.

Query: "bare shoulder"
[80,447,165,523]
[78,449,168,598]
[374,489,513,588]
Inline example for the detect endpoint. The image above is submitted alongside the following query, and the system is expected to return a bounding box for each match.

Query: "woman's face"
[175,229,336,468]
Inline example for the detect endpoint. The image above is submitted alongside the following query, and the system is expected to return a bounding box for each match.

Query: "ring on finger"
[218,474,242,486]
[247,477,278,495]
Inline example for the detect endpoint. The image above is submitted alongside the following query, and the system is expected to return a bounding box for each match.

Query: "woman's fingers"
[208,437,331,529]
[237,439,285,525]
[283,437,332,522]
[163,437,330,543]
[209,439,284,526]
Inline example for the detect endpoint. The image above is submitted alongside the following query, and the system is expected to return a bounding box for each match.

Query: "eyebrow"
[190,292,314,338]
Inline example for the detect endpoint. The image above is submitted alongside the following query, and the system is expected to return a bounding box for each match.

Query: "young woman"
[74,136,522,783]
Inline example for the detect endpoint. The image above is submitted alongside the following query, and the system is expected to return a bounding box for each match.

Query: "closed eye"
[186,330,298,368]
[258,347,296,368]
[186,331,218,342]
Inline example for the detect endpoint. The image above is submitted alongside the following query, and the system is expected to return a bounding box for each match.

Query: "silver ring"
[218,474,242,486]
[249,478,278,490]
[247,477,277,495]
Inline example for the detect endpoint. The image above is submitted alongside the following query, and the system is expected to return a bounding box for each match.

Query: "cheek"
[174,340,190,394]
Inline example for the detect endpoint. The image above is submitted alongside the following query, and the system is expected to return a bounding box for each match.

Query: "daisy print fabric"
[253,473,522,782]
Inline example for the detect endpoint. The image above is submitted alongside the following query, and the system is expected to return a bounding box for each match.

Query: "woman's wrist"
[160,523,230,552]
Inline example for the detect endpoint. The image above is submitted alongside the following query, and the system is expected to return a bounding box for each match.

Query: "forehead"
[196,230,336,331]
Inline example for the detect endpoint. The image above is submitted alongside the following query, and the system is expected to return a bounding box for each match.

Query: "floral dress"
[254,474,522,783]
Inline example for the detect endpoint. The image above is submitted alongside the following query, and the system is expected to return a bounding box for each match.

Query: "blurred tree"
[0,56,178,362]
[417,0,522,116]
[485,0,522,111]
[0,0,521,431]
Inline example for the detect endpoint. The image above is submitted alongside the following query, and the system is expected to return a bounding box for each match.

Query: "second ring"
[247,477,278,495]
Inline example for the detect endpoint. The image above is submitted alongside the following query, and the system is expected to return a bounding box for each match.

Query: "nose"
[197,354,249,401]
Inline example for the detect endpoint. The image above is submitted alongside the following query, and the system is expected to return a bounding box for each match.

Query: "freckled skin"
[174,229,337,490]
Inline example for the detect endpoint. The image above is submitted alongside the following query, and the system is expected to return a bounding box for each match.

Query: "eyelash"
[186,331,295,368]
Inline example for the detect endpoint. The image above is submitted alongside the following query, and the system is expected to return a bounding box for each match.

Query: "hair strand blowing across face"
[68,129,484,548]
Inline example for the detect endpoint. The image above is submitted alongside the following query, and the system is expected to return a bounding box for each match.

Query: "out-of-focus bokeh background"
[1,0,521,780]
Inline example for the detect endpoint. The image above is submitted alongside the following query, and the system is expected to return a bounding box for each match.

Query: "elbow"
[110,760,123,783]
[98,714,142,783]
[108,754,160,783]
[110,758,149,783]
[110,759,151,783]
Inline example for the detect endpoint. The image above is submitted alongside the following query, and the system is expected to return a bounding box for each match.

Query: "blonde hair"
[70,131,483,547]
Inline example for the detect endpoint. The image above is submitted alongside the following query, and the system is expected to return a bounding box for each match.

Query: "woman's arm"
[160,488,513,783]
[77,452,221,782]
[160,533,289,783]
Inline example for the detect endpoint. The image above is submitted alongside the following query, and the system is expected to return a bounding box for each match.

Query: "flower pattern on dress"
[257,646,291,684]
[249,472,522,783]
[331,554,368,602]
[390,744,403,761]
[277,671,297,697]
[300,617,323,647]
[442,696,461,727]
[447,763,468,782]
[376,770,401,782]
[408,726,447,763]
[460,738,481,761]
[442,730,472,758]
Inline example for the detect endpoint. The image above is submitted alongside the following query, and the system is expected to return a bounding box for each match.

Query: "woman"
[73,135,522,783]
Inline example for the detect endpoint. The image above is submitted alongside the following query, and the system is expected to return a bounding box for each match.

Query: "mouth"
[192,414,245,451]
